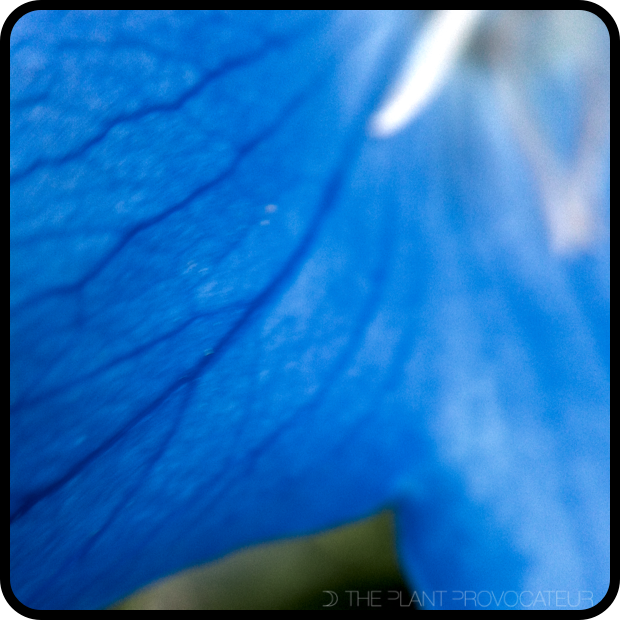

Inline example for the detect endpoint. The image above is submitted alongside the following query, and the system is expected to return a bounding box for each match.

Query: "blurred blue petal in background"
[9,10,610,610]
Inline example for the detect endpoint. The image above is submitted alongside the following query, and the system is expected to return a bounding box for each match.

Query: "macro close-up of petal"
[9,10,611,611]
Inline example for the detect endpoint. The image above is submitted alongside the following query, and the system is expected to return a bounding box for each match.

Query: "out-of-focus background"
[112,511,412,610]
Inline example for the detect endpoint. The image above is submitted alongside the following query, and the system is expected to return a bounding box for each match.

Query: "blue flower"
[10,10,610,610]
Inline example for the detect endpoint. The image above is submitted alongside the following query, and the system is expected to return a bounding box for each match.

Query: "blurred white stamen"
[370,10,484,137]
[498,74,607,254]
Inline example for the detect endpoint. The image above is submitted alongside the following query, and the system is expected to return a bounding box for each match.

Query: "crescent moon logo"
[323,590,339,607]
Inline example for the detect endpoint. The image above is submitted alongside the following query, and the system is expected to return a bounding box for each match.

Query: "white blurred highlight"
[490,10,610,254]
[498,76,607,254]
[370,10,483,137]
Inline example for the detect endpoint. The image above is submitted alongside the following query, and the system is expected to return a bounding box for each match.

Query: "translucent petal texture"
[10,10,609,610]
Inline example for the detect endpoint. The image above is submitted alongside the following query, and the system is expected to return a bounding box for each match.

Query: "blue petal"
[10,10,609,610]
